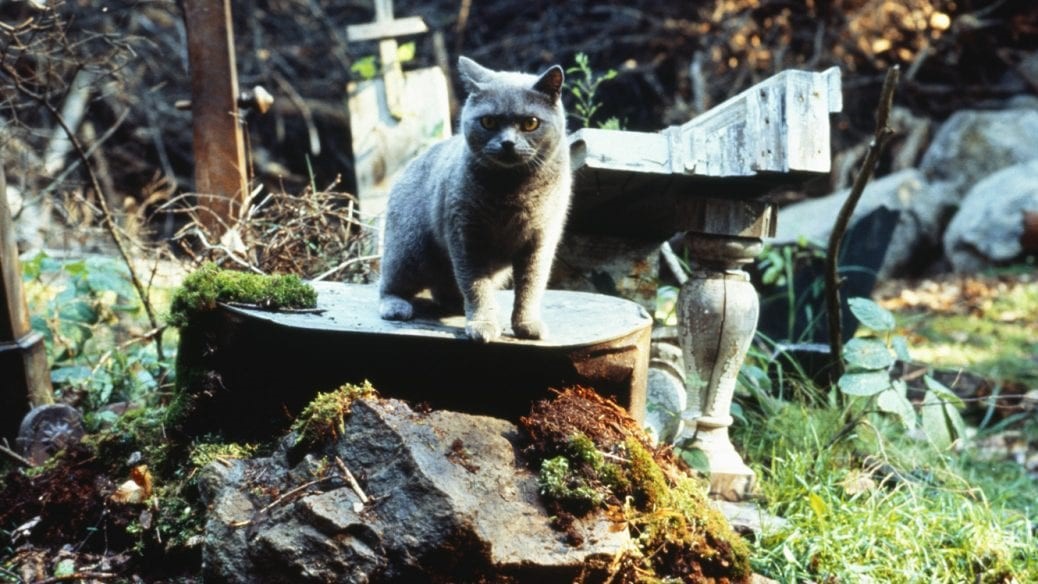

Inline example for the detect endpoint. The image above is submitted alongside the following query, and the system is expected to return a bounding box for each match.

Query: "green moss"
[290,381,377,451]
[168,263,317,327]
[537,433,632,514]
[624,438,751,580]
[188,442,259,468]
[538,456,605,511]
[536,430,750,580]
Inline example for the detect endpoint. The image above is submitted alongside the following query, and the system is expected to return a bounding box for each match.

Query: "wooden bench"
[565,67,842,500]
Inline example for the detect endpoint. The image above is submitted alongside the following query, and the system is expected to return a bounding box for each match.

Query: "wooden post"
[0,163,54,443]
[183,0,248,237]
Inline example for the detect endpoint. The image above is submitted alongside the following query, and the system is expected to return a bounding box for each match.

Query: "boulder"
[919,108,1038,198]
[199,398,629,583]
[943,160,1038,273]
[773,169,945,279]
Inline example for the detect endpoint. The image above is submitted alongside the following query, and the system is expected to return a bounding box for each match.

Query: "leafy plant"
[350,41,416,80]
[837,297,966,450]
[21,252,172,416]
[565,52,620,129]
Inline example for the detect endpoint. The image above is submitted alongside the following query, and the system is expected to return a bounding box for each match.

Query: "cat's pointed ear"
[533,65,564,102]
[458,56,492,93]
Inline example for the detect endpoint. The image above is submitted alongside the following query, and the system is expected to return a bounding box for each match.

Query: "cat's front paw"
[465,319,501,343]
[380,296,414,320]
[512,319,548,340]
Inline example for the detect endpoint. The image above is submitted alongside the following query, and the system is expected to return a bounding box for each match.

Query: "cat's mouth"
[485,147,533,168]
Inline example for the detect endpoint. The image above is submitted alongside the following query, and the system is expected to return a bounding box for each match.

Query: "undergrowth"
[733,401,1038,582]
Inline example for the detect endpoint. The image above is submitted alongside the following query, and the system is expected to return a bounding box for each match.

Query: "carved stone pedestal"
[676,206,773,501]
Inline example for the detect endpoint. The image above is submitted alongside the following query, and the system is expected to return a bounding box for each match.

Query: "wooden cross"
[345,0,449,227]
[347,0,428,119]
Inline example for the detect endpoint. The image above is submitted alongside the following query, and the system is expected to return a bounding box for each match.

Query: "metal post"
[183,0,249,237]
[0,162,54,443]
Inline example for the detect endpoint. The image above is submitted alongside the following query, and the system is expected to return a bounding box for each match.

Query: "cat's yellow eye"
[480,116,499,130]
[519,117,540,132]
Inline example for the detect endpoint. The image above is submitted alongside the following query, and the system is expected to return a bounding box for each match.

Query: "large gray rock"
[199,398,629,583]
[773,169,946,278]
[919,108,1038,197]
[943,160,1038,273]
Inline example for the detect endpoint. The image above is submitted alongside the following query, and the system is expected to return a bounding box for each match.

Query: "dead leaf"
[111,480,145,504]
[841,470,877,496]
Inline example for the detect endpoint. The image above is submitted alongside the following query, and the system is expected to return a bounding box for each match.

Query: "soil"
[0,445,138,553]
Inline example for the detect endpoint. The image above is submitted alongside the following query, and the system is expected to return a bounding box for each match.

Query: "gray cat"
[378,56,572,343]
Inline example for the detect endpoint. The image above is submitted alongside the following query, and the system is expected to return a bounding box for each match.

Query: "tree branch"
[1,63,166,362]
[825,66,899,377]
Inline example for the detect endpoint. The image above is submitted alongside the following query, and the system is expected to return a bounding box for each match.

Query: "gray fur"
[378,56,572,343]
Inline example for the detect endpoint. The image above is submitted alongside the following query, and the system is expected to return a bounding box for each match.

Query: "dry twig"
[825,66,900,376]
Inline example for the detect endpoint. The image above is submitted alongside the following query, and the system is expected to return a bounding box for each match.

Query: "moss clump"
[539,456,605,512]
[523,387,752,582]
[188,442,259,468]
[538,433,630,513]
[624,437,751,582]
[168,262,317,327]
[290,381,377,451]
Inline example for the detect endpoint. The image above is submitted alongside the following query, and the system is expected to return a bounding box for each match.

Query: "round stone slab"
[228,282,652,347]
[178,283,652,440]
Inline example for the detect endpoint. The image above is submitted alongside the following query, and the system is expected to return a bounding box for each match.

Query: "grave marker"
[346,0,451,232]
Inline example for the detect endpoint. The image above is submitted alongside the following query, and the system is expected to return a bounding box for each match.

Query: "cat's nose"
[501,139,516,152]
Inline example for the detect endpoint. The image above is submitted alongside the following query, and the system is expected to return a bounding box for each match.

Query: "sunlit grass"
[733,405,1038,583]
[888,273,1038,385]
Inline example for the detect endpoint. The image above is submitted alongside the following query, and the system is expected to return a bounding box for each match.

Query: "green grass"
[893,275,1038,386]
[733,405,1038,583]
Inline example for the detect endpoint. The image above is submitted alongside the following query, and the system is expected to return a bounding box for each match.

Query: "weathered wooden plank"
[346,16,428,42]
[569,67,842,185]
[183,0,248,236]
[676,66,842,175]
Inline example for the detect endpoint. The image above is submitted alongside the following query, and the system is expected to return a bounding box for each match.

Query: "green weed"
[735,404,1038,582]
[566,52,620,129]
